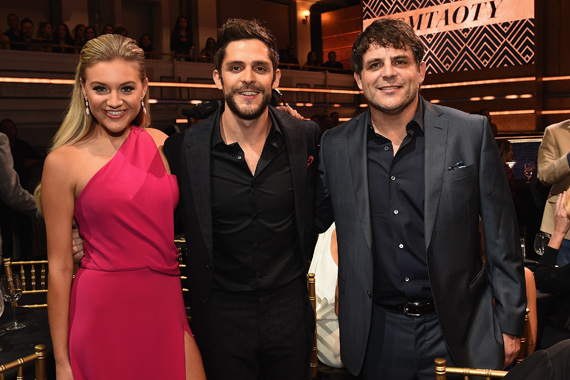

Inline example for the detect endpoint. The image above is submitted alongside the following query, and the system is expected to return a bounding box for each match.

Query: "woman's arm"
[41,149,77,380]
[535,191,570,294]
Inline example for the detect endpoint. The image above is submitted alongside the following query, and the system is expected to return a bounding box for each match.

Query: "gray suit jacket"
[0,133,36,256]
[315,97,526,374]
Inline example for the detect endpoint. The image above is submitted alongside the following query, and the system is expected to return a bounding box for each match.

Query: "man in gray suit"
[0,132,36,258]
[315,18,526,379]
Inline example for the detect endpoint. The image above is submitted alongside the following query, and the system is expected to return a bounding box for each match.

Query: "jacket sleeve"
[163,132,185,176]
[538,126,570,185]
[0,133,36,213]
[535,246,570,294]
[314,129,334,234]
[163,132,185,235]
[478,119,526,337]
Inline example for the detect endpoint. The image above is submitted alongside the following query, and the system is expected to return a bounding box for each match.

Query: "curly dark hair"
[351,18,425,75]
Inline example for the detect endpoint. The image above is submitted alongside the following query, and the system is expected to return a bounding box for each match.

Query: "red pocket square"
[307,156,314,168]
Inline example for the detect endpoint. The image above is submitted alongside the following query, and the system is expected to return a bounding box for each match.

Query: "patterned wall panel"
[363,0,535,74]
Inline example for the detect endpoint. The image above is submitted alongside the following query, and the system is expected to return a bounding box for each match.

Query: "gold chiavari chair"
[174,238,191,321]
[434,358,508,380]
[3,258,48,308]
[307,273,318,379]
[0,344,47,380]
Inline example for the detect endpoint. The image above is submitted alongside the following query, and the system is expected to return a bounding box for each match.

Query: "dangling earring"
[141,99,147,115]
[85,99,90,116]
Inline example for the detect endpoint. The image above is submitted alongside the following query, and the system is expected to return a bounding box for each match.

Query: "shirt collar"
[212,104,282,148]
[367,95,425,139]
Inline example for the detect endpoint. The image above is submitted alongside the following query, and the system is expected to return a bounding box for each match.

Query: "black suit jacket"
[164,105,320,349]
[315,97,526,374]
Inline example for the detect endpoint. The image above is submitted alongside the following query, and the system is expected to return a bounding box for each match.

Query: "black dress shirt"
[368,100,433,305]
[210,113,304,293]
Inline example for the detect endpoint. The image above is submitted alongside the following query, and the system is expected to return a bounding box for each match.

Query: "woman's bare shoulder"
[45,145,79,169]
[44,143,92,181]
[144,127,168,147]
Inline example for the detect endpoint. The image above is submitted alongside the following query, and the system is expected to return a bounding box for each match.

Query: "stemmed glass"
[534,232,550,256]
[523,162,535,183]
[1,274,26,330]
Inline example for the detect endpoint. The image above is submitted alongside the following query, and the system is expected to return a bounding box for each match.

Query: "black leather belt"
[379,301,435,317]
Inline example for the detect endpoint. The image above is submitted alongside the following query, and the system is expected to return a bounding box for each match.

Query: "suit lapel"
[423,100,448,251]
[273,108,308,246]
[185,116,215,259]
[348,113,373,250]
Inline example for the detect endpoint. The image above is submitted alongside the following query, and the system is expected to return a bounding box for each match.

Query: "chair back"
[516,308,531,364]
[3,258,48,308]
[307,273,318,379]
[0,344,47,380]
[175,238,191,321]
[175,238,189,291]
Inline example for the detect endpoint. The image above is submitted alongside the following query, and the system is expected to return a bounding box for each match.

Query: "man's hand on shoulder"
[72,220,84,263]
[276,105,305,120]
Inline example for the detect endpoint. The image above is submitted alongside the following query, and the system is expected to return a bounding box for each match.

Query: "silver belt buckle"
[403,303,421,317]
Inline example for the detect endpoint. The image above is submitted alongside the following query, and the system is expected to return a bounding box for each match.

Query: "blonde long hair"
[35,34,150,211]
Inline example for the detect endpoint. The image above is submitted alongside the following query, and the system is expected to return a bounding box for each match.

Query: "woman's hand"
[549,191,570,249]
[56,363,74,380]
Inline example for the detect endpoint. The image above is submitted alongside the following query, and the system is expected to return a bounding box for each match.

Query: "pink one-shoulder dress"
[70,126,190,379]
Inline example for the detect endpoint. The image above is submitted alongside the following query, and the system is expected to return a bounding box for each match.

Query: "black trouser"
[202,277,314,380]
[359,303,455,380]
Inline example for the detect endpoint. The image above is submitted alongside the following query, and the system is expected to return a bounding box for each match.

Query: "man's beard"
[224,86,272,121]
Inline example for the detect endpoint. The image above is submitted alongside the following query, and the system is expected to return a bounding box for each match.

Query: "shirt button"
[399,244,404,249]
[384,146,389,151]
[367,290,372,298]
[390,176,396,181]
[237,155,242,160]
[404,277,410,282]
[394,210,399,215]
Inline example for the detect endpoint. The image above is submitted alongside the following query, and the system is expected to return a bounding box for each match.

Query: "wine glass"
[534,232,550,256]
[1,274,26,330]
[523,162,535,183]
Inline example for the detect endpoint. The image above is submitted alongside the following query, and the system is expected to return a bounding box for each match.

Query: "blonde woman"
[535,190,570,293]
[37,34,205,380]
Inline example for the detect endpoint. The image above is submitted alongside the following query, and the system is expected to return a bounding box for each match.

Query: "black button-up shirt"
[210,112,303,293]
[367,100,432,305]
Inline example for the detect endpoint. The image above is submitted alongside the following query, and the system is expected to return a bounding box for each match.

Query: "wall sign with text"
[362,0,534,74]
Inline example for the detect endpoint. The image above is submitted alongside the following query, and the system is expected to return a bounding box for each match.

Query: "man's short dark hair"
[20,18,33,29]
[0,119,15,128]
[351,18,425,75]
[213,18,279,74]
